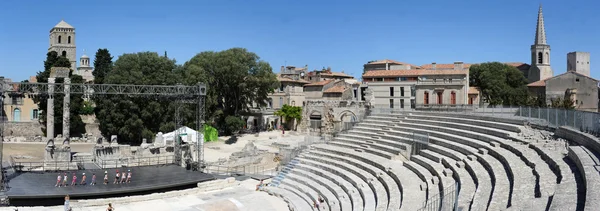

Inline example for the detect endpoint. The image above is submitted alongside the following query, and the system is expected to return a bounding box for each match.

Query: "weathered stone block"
[443,169,453,177]
[490,141,500,147]
[478,148,488,155]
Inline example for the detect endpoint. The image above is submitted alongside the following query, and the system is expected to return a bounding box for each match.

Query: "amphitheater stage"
[4,164,215,206]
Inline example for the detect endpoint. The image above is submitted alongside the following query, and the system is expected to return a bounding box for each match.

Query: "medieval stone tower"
[528,5,553,83]
[48,20,77,71]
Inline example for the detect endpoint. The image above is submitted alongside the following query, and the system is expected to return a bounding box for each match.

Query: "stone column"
[47,78,55,139]
[62,77,71,138]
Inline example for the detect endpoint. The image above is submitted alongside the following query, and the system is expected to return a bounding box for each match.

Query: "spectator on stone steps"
[104,171,109,185]
[64,195,71,211]
[106,203,114,211]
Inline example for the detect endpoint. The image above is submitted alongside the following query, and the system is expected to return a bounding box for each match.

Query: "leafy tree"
[34,51,86,137]
[224,116,245,135]
[550,97,575,110]
[92,49,113,85]
[274,104,303,130]
[469,62,529,106]
[182,48,278,135]
[94,52,181,145]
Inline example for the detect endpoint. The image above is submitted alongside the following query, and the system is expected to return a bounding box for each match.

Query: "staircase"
[270,159,300,187]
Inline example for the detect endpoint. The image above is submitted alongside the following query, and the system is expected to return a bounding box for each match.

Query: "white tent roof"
[161,126,202,145]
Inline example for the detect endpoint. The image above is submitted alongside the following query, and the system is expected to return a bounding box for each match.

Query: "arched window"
[13,108,21,122]
[62,51,67,57]
[450,92,456,105]
[58,35,62,44]
[424,92,429,105]
[68,36,71,44]
[538,52,543,64]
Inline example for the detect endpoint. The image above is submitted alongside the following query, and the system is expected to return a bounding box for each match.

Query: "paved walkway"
[2,180,289,211]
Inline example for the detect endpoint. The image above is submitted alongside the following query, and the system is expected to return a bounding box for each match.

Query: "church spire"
[534,4,547,45]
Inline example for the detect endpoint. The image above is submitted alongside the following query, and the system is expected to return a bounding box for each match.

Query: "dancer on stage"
[114,170,120,184]
[80,173,87,185]
[62,173,68,186]
[120,170,126,184]
[126,169,132,183]
[71,173,77,186]
[104,171,109,185]
[56,173,62,187]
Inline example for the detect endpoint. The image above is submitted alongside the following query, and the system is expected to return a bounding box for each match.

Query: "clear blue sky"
[1,0,598,82]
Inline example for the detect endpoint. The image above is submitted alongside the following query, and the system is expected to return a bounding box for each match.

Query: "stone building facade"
[362,60,470,109]
[528,71,599,112]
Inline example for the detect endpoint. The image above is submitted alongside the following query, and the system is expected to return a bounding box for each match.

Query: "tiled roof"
[527,70,599,87]
[366,59,422,68]
[468,87,480,94]
[277,74,310,84]
[362,69,467,78]
[527,80,546,87]
[304,80,334,86]
[323,85,346,93]
[320,72,354,78]
[420,63,472,69]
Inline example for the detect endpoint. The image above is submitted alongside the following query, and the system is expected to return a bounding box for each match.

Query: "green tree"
[550,97,575,110]
[182,48,278,135]
[469,62,529,106]
[92,49,113,84]
[274,104,303,130]
[34,51,86,137]
[95,52,181,145]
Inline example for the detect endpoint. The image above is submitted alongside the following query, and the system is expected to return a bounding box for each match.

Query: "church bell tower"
[49,20,77,71]
[528,5,553,83]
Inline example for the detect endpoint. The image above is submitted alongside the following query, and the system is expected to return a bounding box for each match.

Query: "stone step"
[302,153,388,211]
[280,180,322,211]
[307,150,402,210]
[311,144,426,211]
[297,157,372,211]
[288,166,350,211]
[265,186,315,211]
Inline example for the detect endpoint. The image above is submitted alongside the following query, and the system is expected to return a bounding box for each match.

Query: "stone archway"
[338,110,357,123]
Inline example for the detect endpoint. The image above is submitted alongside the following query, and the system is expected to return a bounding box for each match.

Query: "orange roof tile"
[420,63,472,69]
[320,72,354,78]
[277,74,311,84]
[527,80,545,87]
[362,69,467,78]
[323,85,346,93]
[366,59,422,68]
[304,80,334,86]
[468,87,480,94]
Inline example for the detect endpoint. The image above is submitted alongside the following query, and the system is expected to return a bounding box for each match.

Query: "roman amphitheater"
[3,107,600,211]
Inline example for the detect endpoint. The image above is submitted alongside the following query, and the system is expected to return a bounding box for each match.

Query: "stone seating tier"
[265,186,314,211]
[365,115,562,202]
[312,144,426,211]
[568,146,600,211]
[286,168,346,211]
[360,119,542,206]
[297,157,376,211]
[306,150,402,210]
[353,124,511,210]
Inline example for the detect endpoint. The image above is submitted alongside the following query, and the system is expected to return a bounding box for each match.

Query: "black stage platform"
[5,164,214,206]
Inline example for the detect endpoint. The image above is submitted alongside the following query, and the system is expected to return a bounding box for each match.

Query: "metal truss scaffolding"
[0,78,207,173]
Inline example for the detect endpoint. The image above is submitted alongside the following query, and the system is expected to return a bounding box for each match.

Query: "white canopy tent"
[159,126,203,146]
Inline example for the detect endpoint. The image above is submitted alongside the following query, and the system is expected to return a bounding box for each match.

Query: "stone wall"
[555,126,600,153]
[300,100,369,137]
[4,122,44,140]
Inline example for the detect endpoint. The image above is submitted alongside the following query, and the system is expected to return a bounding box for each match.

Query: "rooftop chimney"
[280,66,284,73]
[454,61,464,70]
[432,62,437,70]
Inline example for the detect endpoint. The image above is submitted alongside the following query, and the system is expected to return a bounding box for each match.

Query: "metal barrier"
[372,104,600,137]
[417,182,459,211]
[95,155,174,169]
[13,161,78,172]
[204,164,278,176]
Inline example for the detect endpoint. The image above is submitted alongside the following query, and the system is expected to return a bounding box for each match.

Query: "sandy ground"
[3,143,95,162]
